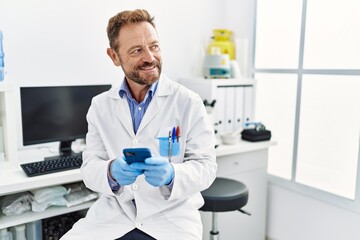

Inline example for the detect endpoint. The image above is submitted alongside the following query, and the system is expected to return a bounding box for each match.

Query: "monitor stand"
[44,140,80,160]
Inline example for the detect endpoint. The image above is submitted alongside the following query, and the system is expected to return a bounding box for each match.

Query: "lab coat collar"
[107,74,173,99]
[106,74,174,136]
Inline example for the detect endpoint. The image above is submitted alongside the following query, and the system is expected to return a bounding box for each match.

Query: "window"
[254,0,360,207]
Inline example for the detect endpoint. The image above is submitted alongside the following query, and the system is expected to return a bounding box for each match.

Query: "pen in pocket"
[168,130,172,162]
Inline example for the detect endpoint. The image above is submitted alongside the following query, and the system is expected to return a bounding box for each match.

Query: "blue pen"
[172,127,176,143]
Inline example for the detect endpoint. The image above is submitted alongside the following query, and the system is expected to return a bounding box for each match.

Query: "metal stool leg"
[210,212,219,240]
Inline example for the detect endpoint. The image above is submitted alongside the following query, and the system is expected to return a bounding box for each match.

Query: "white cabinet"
[179,78,256,135]
[0,166,89,229]
[0,82,17,162]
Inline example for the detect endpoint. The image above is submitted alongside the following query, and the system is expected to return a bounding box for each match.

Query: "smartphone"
[123,147,152,164]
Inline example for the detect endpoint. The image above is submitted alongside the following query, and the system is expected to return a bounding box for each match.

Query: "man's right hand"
[110,157,144,186]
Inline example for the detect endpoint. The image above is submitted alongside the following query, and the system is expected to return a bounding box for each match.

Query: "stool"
[200,177,250,240]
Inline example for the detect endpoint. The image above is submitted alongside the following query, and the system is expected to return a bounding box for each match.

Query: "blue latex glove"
[110,157,144,186]
[130,157,174,187]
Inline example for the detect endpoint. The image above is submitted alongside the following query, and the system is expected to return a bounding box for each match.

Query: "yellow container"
[208,29,236,60]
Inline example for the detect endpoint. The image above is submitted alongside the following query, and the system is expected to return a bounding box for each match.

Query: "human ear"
[107,48,121,66]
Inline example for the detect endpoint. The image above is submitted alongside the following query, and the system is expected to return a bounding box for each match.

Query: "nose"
[141,47,155,63]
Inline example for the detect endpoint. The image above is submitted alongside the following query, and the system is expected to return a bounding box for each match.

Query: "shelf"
[179,77,256,87]
[0,163,83,196]
[0,200,95,229]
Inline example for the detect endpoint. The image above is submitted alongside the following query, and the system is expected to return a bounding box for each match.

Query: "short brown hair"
[107,9,155,51]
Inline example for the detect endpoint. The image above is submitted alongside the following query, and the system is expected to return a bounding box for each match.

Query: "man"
[61,9,216,240]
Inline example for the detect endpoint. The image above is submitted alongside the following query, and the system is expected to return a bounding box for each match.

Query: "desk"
[0,141,274,236]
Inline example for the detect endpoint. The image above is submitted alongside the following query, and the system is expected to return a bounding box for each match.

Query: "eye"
[130,48,142,55]
[151,44,160,51]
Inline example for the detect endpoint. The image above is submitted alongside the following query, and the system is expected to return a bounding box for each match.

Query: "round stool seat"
[200,177,249,212]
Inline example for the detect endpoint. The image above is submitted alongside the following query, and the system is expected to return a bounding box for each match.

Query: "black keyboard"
[20,155,83,177]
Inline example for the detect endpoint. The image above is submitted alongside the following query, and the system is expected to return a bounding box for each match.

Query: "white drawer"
[216,149,268,176]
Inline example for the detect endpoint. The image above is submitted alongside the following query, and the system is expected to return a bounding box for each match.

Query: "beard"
[123,60,162,86]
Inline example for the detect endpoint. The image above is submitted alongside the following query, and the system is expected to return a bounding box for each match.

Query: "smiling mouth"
[140,65,156,71]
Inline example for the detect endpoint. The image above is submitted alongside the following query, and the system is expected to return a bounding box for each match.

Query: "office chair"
[200,177,250,240]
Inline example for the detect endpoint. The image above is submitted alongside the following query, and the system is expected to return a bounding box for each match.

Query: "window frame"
[253,0,360,213]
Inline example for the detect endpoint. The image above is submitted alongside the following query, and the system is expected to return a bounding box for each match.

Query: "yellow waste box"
[208,29,236,60]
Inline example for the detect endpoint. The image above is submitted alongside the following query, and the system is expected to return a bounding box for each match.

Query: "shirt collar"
[119,78,158,101]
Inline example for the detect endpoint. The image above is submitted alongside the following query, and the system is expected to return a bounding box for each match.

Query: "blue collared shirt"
[119,79,158,134]
[108,78,158,191]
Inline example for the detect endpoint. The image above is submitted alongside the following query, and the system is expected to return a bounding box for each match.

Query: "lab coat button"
[133,139,138,145]
[135,223,142,228]
[132,184,139,191]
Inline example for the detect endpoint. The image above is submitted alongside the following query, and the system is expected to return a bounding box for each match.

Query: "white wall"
[0,0,223,86]
[267,184,360,240]
[0,0,255,150]
[0,0,221,149]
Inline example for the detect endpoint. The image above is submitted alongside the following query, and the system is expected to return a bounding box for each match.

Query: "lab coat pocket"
[156,126,182,162]
[157,137,181,157]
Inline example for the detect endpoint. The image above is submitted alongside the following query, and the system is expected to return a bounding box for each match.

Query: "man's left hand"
[130,157,174,187]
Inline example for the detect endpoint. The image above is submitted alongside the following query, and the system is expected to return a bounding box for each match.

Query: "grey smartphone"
[123,147,152,164]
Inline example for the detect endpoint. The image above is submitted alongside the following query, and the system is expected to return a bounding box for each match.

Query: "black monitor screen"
[20,85,111,154]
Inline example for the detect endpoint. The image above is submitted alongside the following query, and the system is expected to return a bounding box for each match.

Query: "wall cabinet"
[179,77,256,135]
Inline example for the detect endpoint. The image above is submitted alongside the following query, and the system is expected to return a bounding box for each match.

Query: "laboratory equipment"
[219,133,240,145]
[203,53,231,79]
[219,127,243,145]
[241,122,271,142]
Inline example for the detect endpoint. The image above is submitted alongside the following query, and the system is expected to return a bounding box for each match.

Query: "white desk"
[0,140,274,237]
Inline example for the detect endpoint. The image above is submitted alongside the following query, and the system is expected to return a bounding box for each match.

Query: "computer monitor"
[20,84,111,157]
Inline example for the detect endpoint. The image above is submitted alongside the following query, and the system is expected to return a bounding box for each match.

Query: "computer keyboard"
[20,154,83,177]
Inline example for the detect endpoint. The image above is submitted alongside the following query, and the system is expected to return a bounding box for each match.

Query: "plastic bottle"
[25,220,42,240]
[11,225,26,240]
[0,30,4,81]
[0,228,13,240]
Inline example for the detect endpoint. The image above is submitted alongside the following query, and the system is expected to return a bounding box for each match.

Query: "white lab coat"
[61,75,217,240]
